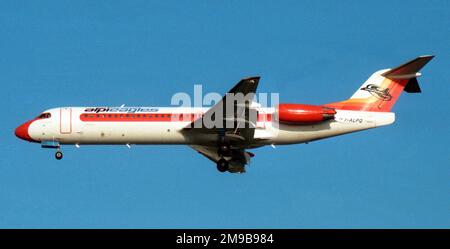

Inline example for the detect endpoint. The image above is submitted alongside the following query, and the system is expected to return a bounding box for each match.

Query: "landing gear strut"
[218,144,232,157]
[55,150,63,160]
[216,158,229,173]
[41,141,63,160]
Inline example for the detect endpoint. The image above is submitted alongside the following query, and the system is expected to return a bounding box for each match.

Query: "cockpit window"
[37,112,51,119]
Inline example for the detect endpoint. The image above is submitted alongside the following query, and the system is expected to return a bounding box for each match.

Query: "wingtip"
[419,55,435,60]
[243,76,261,81]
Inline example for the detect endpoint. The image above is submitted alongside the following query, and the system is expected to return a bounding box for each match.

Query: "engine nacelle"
[276,103,336,124]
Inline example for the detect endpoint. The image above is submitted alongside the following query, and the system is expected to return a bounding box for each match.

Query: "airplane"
[15,55,434,173]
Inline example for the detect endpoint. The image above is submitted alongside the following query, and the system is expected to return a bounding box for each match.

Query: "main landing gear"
[218,144,232,157]
[216,158,229,173]
[216,142,232,172]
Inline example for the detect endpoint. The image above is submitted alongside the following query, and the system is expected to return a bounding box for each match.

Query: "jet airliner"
[15,56,433,173]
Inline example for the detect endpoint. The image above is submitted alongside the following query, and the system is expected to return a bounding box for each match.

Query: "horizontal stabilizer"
[381,55,434,79]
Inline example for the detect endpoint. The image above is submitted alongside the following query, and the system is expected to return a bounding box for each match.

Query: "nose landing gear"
[55,150,63,160]
[41,141,63,160]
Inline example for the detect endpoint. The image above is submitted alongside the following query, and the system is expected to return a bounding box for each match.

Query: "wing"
[185,76,261,173]
[189,145,254,173]
[184,76,260,143]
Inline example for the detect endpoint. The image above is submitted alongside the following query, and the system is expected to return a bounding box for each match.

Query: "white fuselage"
[26,106,395,147]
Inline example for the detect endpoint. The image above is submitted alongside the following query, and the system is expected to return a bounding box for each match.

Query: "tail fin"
[325,55,434,112]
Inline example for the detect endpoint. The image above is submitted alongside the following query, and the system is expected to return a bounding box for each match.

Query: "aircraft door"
[60,108,72,134]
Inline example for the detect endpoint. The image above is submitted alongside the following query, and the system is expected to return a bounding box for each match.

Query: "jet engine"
[276,103,336,124]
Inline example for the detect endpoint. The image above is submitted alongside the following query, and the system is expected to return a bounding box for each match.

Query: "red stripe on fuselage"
[79,113,272,122]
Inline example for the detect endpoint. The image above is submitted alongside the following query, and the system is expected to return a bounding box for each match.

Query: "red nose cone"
[15,120,34,142]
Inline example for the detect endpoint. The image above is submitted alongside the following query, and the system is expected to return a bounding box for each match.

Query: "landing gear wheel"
[216,158,229,173]
[218,144,231,157]
[55,151,63,160]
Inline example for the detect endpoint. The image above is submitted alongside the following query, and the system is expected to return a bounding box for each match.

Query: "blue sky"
[1,0,449,228]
